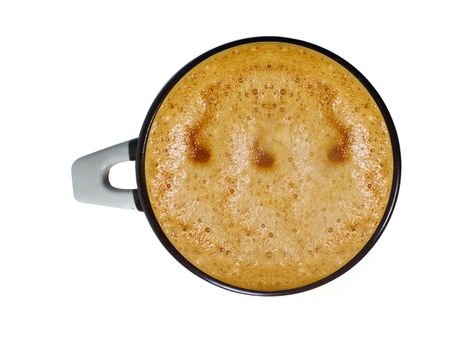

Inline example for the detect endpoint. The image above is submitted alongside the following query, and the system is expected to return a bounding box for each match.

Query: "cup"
[72,36,401,295]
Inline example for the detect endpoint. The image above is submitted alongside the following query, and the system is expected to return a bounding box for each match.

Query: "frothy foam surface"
[145,42,393,291]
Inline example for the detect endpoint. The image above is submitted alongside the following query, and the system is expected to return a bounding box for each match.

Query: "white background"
[1,1,466,349]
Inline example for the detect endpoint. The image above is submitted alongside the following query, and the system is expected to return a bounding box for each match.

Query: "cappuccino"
[144,42,393,291]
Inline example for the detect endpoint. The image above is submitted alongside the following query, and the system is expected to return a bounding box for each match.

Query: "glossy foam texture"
[145,42,393,291]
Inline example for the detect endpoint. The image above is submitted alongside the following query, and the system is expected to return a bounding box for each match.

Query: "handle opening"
[72,139,142,210]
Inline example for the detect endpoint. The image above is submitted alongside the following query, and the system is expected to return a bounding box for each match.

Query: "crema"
[144,42,393,291]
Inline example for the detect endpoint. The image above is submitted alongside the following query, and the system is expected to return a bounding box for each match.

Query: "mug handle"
[71,138,142,210]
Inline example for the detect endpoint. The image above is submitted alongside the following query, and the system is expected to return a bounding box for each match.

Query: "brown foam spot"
[185,83,225,164]
[327,127,352,163]
[187,128,210,163]
[316,82,353,163]
[252,141,275,169]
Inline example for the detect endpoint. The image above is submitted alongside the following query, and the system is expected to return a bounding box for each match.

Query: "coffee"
[144,42,393,291]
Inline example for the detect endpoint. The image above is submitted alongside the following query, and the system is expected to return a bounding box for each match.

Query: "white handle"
[71,139,141,210]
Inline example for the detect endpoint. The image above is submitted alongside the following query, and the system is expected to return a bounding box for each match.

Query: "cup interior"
[135,36,401,295]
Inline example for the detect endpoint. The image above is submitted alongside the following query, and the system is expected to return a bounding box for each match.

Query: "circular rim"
[135,36,401,296]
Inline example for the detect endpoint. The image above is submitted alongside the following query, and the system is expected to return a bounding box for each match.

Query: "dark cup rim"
[135,36,402,296]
